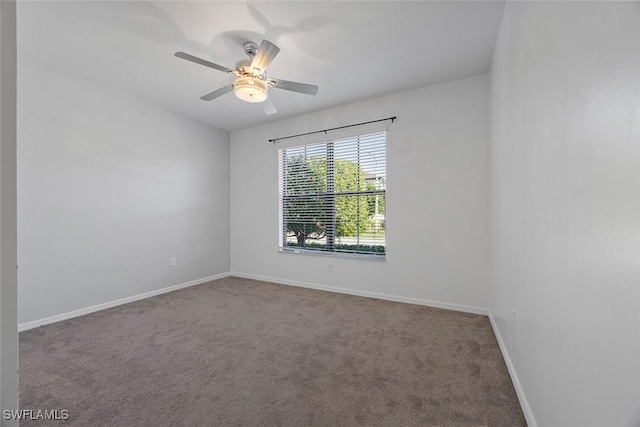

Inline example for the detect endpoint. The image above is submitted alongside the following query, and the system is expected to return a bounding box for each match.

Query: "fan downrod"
[242,41,258,58]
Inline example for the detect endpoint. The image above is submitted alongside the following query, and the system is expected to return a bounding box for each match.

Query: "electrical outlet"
[327,264,333,272]
[170,257,177,266]
[506,308,517,366]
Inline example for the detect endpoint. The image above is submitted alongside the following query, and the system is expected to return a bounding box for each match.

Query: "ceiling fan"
[175,40,318,115]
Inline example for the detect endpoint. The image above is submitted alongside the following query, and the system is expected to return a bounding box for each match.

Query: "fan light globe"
[234,76,268,103]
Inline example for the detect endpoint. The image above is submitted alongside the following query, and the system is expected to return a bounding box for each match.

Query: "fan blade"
[200,85,234,101]
[175,52,234,74]
[262,98,277,115]
[250,40,280,74]
[268,78,318,95]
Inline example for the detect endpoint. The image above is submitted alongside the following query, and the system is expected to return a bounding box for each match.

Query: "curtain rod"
[269,116,396,143]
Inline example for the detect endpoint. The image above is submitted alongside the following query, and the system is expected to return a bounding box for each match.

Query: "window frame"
[277,128,387,261]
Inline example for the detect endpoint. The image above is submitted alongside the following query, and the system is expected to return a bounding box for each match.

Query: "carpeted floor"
[19,276,525,426]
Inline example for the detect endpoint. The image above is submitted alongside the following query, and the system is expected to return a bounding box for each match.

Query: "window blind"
[278,131,386,257]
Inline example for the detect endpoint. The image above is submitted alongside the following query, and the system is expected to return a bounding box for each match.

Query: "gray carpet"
[19,276,525,426]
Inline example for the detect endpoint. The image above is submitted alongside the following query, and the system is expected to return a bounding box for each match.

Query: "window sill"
[278,247,386,261]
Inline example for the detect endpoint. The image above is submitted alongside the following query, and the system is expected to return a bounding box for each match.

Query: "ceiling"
[17,1,505,132]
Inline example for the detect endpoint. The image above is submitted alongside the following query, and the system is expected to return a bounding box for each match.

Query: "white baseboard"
[18,272,231,332]
[488,313,537,427]
[229,271,489,316]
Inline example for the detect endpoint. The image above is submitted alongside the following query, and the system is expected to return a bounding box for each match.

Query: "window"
[278,131,386,258]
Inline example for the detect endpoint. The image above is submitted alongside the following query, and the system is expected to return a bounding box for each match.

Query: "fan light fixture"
[234,76,268,103]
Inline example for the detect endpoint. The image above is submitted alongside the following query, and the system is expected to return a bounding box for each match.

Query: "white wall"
[230,74,490,312]
[17,60,230,325]
[0,1,18,424]
[490,2,640,426]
